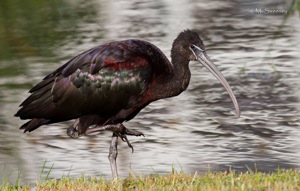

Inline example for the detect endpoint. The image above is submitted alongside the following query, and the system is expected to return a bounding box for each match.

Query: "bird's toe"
[124,128,144,137]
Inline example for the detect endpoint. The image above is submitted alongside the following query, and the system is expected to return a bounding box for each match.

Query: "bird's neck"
[150,57,190,102]
[169,56,191,96]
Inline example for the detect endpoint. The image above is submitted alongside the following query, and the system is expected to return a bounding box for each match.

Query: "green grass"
[2,169,300,191]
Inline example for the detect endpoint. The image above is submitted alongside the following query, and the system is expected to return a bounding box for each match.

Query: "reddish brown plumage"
[106,57,149,71]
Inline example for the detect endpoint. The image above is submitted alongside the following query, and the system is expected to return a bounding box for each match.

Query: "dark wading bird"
[15,29,240,178]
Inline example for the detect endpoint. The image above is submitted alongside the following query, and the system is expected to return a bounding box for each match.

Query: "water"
[0,0,300,184]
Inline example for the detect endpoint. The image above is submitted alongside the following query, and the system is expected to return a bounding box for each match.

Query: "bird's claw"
[119,134,134,153]
[114,125,144,153]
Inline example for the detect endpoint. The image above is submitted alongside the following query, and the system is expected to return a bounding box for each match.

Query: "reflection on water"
[0,0,300,184]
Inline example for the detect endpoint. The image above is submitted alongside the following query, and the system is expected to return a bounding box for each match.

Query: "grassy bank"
[2,169,300,191]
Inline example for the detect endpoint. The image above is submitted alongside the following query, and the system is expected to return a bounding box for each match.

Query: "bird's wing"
[15,41,154,121]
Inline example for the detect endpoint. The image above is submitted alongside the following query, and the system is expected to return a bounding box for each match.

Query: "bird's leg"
[68,123,116,138]
[85,124,115,134]
[86,124,143,178]
[108,133,118,179]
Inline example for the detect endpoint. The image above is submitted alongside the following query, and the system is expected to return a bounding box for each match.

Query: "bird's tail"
[20,118,50,133]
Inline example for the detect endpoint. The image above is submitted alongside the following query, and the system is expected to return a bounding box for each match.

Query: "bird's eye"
[189,45,196,51]
[190,44,204,52]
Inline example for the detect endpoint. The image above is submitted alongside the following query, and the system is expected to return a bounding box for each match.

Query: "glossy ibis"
[15,29,240,178]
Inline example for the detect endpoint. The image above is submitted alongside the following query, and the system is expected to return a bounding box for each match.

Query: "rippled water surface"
[1,0,300,184]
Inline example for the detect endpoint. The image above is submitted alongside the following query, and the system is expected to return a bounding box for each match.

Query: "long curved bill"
[190,45,240,118]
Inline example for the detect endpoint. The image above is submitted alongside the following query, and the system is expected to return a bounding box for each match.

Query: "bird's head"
[172,29,240,118]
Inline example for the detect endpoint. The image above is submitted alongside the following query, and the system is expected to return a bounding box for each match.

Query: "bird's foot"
[85,123,144,152]
[110,123,144,137]
[86,123,144,137]
[115,133,135,153]
[112,124,144,153]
